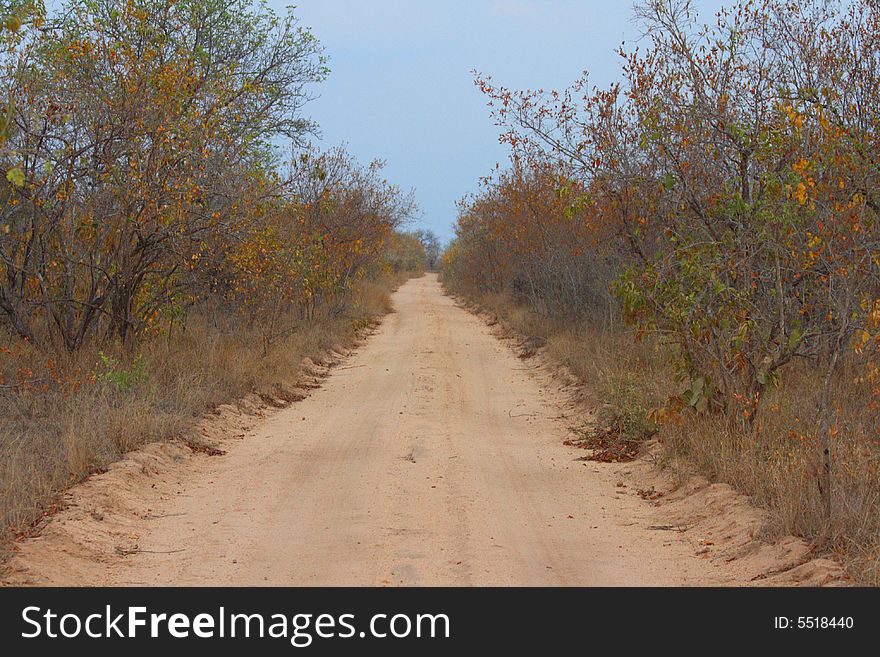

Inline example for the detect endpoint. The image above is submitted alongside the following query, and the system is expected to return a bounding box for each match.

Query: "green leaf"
[5,167,24,188]
[4,15,22,33]
[686,376,706,407]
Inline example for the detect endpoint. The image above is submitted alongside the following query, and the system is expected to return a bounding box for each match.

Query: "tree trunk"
[818,333,843,529]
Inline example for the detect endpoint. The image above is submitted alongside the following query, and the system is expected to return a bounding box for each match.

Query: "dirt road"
[9,274,736,586]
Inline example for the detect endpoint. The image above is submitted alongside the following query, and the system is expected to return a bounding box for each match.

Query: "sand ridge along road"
[9,274,735,586]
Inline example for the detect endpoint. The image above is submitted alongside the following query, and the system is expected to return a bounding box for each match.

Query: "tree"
[454,0,880,523]
[414,229,441,271]
[0,0,327,349]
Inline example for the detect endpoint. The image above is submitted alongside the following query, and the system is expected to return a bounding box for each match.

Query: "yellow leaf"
[5,167,24,188]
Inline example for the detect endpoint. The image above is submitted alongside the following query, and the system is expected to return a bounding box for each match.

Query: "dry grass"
[0,273,409,552]
[467,290,880,585]
[661,364,880,585]
[474,291,669,429]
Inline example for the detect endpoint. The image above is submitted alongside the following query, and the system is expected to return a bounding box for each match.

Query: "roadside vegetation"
[441,0,880,584]
[0,1,424,550]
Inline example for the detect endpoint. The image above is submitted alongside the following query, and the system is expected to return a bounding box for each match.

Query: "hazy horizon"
[281,0,645,243]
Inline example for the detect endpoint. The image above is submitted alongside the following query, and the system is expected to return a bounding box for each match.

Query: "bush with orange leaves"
[446,0,880,528]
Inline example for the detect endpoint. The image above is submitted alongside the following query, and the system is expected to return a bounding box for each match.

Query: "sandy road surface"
[12,274,734,586]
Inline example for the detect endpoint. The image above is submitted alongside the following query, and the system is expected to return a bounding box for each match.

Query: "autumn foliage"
[443,0,880,527]
[0,0,424,546]
[0,0,418,353]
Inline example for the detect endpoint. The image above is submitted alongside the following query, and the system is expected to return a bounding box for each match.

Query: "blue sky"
[273,1,707,242]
